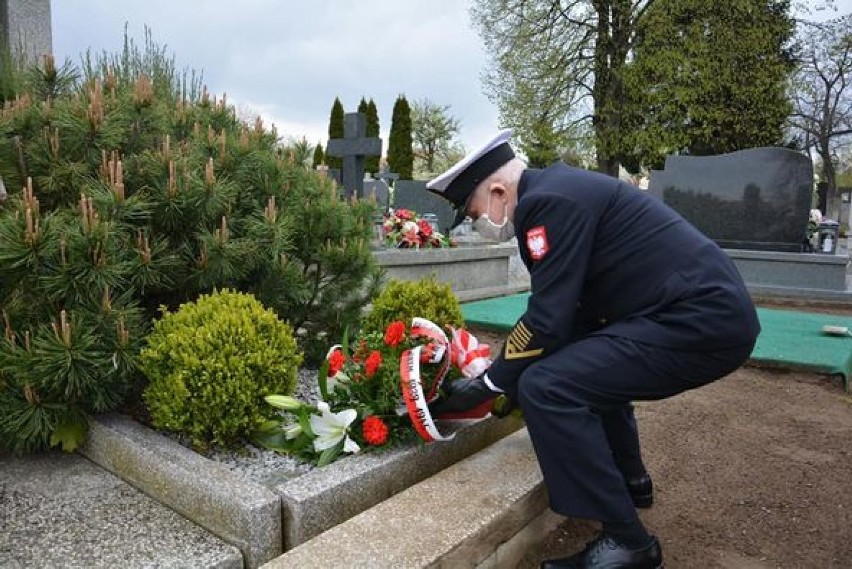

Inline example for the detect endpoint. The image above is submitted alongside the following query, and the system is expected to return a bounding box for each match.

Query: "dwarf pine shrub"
[141,290,302,450]
[0,32,380,453]
[362,277,464,336]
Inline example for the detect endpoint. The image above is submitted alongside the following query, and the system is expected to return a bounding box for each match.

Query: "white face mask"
[472,194,514,242]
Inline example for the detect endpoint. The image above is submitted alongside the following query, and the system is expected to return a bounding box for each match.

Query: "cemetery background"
[2,3,852,569]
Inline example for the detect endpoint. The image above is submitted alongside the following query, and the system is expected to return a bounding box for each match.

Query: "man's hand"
[429,374,502,416]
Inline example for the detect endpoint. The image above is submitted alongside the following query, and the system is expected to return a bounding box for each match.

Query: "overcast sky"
[51,1,852,155]
[51,0,498,153]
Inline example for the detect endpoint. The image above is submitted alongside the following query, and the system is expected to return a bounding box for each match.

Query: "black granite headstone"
[648,148,813,252]
[392,180,456,234]
[326,112,382,199]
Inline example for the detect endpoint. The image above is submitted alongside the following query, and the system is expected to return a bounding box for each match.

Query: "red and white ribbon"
[398,318,493,442]
[400,345,455,442]
[447,326,491,379]
[409,317,451,401]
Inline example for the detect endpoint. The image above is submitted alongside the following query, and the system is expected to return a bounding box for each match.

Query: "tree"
[472,1,795,175]
[472,0,657,176]
[410,98,461,176]
[621,0,795,169]
[788,14,852,214]
[312,142,325,168]
[326,97,344,169]
[282,135,313,168]
[356,96,369,121]
[366,99,380,174]
[0,40,379,453]
[387,95,414,180]
[0,39,23,105]
[355,97,380,174]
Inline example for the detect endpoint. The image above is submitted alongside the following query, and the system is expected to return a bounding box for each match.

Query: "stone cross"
[326,112,382,199]
[376,164,399,188]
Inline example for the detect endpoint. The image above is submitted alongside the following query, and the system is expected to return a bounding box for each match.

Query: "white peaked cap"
[426,129,515,208]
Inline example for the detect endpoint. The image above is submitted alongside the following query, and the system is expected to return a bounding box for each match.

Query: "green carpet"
[462,293,852,387]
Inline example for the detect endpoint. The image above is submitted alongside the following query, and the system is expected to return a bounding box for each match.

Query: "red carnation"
[417,219,433,238]
[384,321,406,346]
[362,415,389,446]
[327,349,346,377]
[396,208,413,220]
[365,350,383,377]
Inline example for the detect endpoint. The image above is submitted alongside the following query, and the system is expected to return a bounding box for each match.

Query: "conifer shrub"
[0,33,380,453]
[141,290,302,450]
[362,277,464,336]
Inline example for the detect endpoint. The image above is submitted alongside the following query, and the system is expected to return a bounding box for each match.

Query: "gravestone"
[648,148,813,252]
[376,165,399,188]
[392,180,457,234]
[362,179,390,212]
[314,164,341,187]
[326,112,381,199]
[1,0,52,64]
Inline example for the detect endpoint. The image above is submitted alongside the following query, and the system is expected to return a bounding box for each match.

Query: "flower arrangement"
[253,318,492,466]
[382,208,457,249]
[808,208,823,240]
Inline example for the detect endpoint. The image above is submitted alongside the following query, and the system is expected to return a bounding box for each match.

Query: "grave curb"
[261,428,551,568]
[80,412,525,562]
[80,414,281,569]
[275,414,525,549]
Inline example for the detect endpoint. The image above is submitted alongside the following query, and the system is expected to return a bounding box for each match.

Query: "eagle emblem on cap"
[526,226,549,260]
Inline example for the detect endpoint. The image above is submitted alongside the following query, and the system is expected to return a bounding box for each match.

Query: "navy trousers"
[505,333,754,523]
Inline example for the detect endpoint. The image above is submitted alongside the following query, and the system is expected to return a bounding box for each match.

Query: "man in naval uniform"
[426,130,759,569]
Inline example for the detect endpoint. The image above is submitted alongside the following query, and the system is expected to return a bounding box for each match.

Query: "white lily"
[309,401,360,454]
[283,423,303,440]
[265,394,302,411]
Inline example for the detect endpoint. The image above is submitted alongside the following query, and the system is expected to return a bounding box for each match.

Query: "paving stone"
[80,414,281,568]
[0,452,242,569]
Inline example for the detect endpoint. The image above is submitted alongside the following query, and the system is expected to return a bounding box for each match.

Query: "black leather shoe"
[626,473,653,508]
[540,533,663,568]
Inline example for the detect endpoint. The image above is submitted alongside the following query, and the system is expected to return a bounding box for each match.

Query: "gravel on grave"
[188,369,323,486]
[161,364,456,489]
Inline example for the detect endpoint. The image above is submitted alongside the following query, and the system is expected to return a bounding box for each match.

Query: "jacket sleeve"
[487,193,595,391]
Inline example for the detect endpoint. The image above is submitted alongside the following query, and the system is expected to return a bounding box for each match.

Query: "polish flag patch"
[526,226,549,260]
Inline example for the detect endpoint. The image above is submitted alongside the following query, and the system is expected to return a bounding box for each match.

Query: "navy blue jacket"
[488,163,761,389]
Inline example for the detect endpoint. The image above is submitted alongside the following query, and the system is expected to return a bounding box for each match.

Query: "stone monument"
[649,148,812,252]
[326,112,381,199]
[1,0,52,64]
[392,180,457,234]
[649,148,849,297]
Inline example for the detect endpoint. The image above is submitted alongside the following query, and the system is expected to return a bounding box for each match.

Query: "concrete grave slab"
[80,414,281,569]
[0,452,242,569]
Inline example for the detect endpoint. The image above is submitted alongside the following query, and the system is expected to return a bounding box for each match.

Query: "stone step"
[0,452,242,569]
[260,428,563,569]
